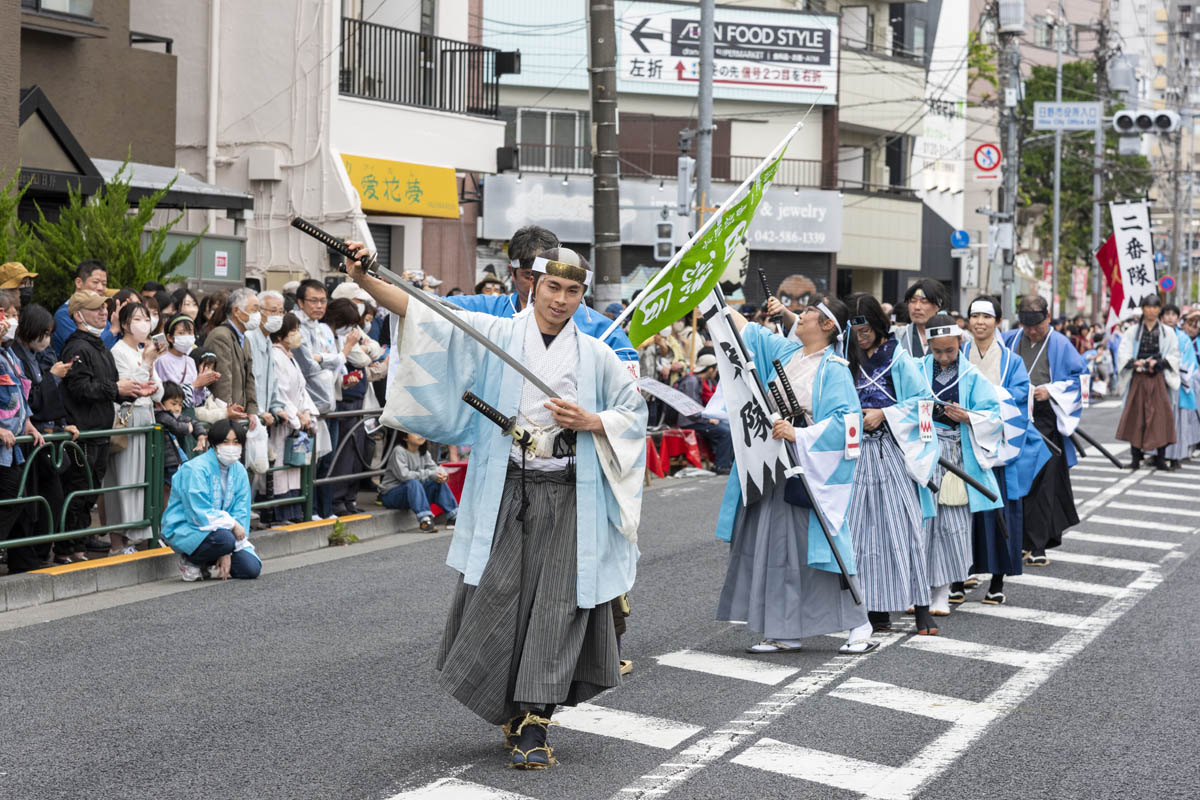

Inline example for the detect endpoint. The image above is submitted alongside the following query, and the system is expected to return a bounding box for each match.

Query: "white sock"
[774,638,804,648]
[847,621,873,645]
[931,584,950,610]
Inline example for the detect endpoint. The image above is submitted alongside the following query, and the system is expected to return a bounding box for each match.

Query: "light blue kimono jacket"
[715,323,860,576]
[1002,328,1087,466]
[381,302,647,609]
[1174,327,1197,411]
[920,352,1004,514]
[962,337,1051,501]
[161,449,252,557]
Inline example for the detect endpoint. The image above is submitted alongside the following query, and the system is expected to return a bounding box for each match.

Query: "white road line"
[653,650,799,686]
[828,677,998,724]
[1071,464,1124,474]
[1047,551,1160,571]
[1070,476,1120,485]
[857,570,1165,800]
[1073,485,1100,494]
[1132,469,1200,481]
[730,738,896,796]
[1124,488,1196,501]
[1104,501,1200,518]
[1005,573,1125,597]
[1063,531,1180,550]
[610,632,906,800]
[387,778,536,800]
[954,602,1088,628]
[1085,515,1194,533]
[1096,442,1130,451]
[1089,399,1120,408]
[902,636,1049,668]
[1137,479,1198,491]
[553,703,703,750]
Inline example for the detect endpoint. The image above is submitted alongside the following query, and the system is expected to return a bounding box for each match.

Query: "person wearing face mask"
[8,304,80,568]
[324,297,373,516]
[59,290,155,561]
[203,288,262,427]
[155,316,220,408]
[161,418,261,581]
[1001,295,1087,566]
[105,301,165,555]
[269,312,319,523]
[245,290,288,519]
[0,262,37,312]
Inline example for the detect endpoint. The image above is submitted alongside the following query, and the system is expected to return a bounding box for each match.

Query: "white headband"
[531,255,593,287]
[509,259,521,270]
[817,302,845,350]
[927,324,963,339]
[969,300,997,318]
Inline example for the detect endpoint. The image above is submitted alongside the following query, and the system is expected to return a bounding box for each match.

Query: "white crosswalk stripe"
[954,602,1088,628]
[828,677,999,724]
[1070,475,1120,484]
[1085,515,1194,533]
[1104,501,1200,518]
[730,738,897,797]
[653,649,799,685]
[553,703,703,750]
[1072,464,1124,474]
[1137,478,1199,491]
[1073,484,1101,494]
[902,636,1049,668]
[1005,572,1125,597]
[1124,488,1197,501]
[1063,531,1180,550]
[1048,551,1160,571]
[388,778,535,799]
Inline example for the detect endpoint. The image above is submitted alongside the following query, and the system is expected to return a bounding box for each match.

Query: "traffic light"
[1113,109,1181,134]
[654,220,674,262]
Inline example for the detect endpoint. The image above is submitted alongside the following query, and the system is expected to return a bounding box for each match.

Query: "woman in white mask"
[161,418,261,581]
[154,315,220,408]
[106,302,165,555]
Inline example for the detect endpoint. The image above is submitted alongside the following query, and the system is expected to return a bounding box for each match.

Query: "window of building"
[22,0,93,17]
[842,6,872,51]
[1033,15,1053,47]
[514,108,591,173]
[980,16,998,46]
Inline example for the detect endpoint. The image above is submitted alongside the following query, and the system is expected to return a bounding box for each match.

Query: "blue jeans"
[685,418,733,470]
[186,529,262,579]
[380,479,457,520]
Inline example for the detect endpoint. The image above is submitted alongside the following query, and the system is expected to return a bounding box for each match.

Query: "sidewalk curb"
[1,507,421,613]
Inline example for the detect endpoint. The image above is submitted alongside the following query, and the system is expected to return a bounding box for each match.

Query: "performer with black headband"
[897,278,950,358]
[919,315,1004,617]
[843,293,942,636]
[961,296,1050,605]
[1160,303,1199,469]
[344,242,647,771]
[1002,295,1086,566]
[1116,293,1179,470]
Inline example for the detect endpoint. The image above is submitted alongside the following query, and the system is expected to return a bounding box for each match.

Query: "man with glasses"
[292,279,343,519]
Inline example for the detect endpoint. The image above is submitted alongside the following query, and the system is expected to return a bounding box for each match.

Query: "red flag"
[1096,234,1123,331]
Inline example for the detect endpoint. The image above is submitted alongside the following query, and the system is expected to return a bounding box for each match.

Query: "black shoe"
[914,605,939,635]
[867,610,891,632]
[343,501,360,514]
[331,505,349,518]
[510,712,555,769]
[1154,455,1169,470]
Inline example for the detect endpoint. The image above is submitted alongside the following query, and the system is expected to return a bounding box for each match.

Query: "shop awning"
[340,153,460,219]
[91,159,253,212]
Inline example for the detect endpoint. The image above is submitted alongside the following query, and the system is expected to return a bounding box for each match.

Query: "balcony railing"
[509,144,825,188]
[338,17,500,118]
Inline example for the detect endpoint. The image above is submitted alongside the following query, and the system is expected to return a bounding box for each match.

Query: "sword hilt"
[462,391,536,453]
[291,217,380,276]
[758,268,782,324]
[772,359,801,417]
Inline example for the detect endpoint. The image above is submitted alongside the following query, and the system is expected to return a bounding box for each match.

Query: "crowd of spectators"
[0,258,422,578]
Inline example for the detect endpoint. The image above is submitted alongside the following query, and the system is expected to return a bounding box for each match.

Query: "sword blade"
[291,217,560,400]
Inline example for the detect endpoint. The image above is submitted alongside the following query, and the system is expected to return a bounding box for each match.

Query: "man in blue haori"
[344,241,646,771]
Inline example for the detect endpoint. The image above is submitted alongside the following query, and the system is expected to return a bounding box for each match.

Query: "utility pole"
[1091,0,1110,321]
[588,0,621,305]
[997,3,1024,313]
[1050,0,1064,315]
[695,0,715,228]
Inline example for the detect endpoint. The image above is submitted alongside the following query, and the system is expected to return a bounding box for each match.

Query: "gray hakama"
[436,465,620,725]
[1166,402,1200,460]
[717,482,867,639]
[848,430,931,611]
[925,426,972,587]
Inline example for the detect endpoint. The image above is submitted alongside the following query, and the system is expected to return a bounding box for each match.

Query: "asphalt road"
[1,401,1197,800]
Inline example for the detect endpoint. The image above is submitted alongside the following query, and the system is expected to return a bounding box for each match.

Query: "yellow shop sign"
[340,154,460,219]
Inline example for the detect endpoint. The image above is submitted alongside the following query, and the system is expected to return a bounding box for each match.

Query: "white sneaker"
[179,556,202,582]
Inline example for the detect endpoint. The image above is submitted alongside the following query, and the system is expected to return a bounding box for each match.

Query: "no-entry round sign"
[974,143,1002,172]
[1159,274,1175,292]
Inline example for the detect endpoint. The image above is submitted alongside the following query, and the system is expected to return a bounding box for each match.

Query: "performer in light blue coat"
[715,296,875,656]
[962,297,1051,605]
[347,242,646,770]
[921,315,1003,616]
[843,293,941,636]
[1161,304,1199,468]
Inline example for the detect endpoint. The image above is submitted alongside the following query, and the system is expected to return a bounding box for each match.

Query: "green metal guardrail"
[0,408,397,555]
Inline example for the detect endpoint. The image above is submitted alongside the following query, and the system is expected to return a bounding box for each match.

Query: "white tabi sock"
[930,584,951,614]
[844,621,874,649]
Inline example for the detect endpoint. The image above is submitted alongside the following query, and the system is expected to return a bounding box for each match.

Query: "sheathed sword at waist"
[462,391,536,454]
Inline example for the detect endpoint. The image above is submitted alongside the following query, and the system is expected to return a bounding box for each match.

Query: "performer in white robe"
[344,242,646,771]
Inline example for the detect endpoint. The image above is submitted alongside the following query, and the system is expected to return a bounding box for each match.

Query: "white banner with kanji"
[1108,201,1158,318]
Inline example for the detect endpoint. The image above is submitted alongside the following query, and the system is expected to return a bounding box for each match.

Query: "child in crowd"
[378,431,457,532]
[156,381,206,504]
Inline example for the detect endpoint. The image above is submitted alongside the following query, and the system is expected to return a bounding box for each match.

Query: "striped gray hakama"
[436,465,620,725]
[717,482,867,639]
[925,426,972,587]
[848,430,931,611]
[1166,402,1200,460]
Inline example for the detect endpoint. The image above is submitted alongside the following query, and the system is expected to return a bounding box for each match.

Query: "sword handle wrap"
[758,268,782,323]
[462,391,513,432]
[772,359,801,417]
[291,217,379,275]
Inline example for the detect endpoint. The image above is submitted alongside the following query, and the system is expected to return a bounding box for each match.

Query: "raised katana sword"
[290,217,560,400]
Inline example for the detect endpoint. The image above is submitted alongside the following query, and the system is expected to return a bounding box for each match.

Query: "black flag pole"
[714,286,862,605]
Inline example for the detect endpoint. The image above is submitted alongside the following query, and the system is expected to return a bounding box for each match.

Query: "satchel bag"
[283,430,312,467]
[109,403,133,455]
